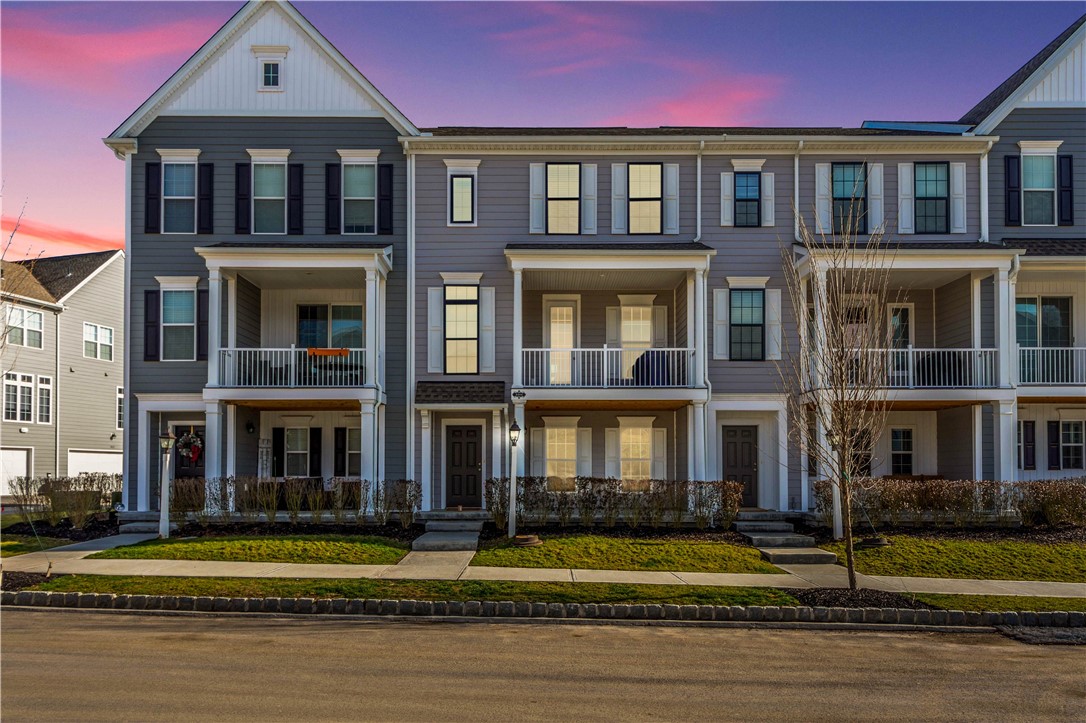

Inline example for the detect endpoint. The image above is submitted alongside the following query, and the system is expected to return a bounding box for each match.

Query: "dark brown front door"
[723,426,758,507]
[174,426,206,479]
[446,425,482,508]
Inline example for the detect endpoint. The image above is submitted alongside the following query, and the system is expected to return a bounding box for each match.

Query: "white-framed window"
[444,285,479,375]
[347,427,362,477]
[3,373,34,423]
[285,427,309,477]
[890,428,914,475]
[1020,142,1060,226]
[253,46,287,92]
[83,322,114,361]
[1062,421,1084,470]
[296,304,364,348]
[37,376,52,425]
[163,162,196,234]
[6,306,44,349]
[620,425,652,482]
[546,162,581,234]
[343,164,376,234]
[161,286,197,362]
[116,387,124,430]
[546,426,578,489]
[628,162,662,234]
[445,160,480,227]
[253,162,287,234]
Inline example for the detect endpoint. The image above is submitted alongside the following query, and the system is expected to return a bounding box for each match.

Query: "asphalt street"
[2,610,1083,722]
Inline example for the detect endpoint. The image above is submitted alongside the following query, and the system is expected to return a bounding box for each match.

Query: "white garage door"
[68,451,122,476]
[1,448,30,497]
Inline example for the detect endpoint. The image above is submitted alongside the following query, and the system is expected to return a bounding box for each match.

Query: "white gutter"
[404,140,416,479]
[121,150,133,510]
[980,140,993,243]
[693,140,705,243]
[54,308,60,477]
[794,141,804,243]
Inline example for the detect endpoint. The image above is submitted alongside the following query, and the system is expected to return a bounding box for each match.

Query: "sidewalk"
[3,535,1084,599]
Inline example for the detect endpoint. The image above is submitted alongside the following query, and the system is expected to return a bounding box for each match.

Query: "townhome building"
[103,1,1083,518]
[1,250,126,496]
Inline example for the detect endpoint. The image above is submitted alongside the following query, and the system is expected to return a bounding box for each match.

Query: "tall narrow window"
[83,323,114,361]
[161,289,196,361]
[1018,420,1035,470]
[1022,154,1056,225]
[331,306,364,348]
[347,427,362,476]
[547,304,575,385]
[285,428,309,477]
[914,162,948,233]
[444,285,479,374]
[628,163,662,234]
[162,163,196,234]
[546,427,577,490]
[117,387,125,430]
[620,305,652,379]
[2,373,34,423]
[620,426,652,482]
[6,306,43,349]
[734,172,761,228]
[890,428,914,475]
[832,162,867,234]
[546,163,580,234]
[449,175,475,224]
[343,163,376,234]
[37,376,52,424]
[729,290,765,361]
[253,163,286,234]
[1062,421,1084,470]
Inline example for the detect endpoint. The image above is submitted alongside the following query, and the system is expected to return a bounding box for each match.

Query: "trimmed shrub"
[306,479,327,523]
[282,477,307,525]
[1015,479,1086,527]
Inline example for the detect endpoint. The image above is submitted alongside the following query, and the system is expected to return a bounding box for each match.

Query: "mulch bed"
[171,521,425,543]
[786,587,938,610]
[1,572,64,592]
[4,516,119,542]
[796,523,1086,545]
[478,523,748,545]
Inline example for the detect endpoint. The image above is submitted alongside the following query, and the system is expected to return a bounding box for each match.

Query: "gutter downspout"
[404,140,416,480]
[693,140,705,243]
[121,149,133,508]
[54,308,60,477]
[794,141,804,243]
[980,140,993,243]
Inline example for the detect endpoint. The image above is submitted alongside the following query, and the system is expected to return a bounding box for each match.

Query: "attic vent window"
[262,62,280,89]
[252,45,288,92]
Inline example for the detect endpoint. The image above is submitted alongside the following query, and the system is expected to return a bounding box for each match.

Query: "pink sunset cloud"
[602,76,786,127]
[2,215,122,260]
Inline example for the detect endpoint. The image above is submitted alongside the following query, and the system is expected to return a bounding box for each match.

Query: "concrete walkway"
[2,536,1084,598]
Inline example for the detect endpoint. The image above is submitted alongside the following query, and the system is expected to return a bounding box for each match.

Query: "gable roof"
[1,260,56,305]
[13,250,122,303]
[104,0,417,150]
[959,13,1086,129]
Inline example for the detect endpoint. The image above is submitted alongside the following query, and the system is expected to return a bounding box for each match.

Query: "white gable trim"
[105,0,418,146]
[972,22,1086,135]
[55,250,125,304]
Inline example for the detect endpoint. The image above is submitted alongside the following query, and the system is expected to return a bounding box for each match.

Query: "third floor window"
[628,163,662,234]
[832,162,867,235]
[546,163,580,234]
[914,162,948,234]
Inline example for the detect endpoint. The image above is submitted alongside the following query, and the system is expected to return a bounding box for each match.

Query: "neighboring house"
[1,250,126,496]
[102,1,1084,517]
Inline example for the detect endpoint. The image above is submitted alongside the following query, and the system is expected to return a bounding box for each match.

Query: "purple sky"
[2,1,1081,257]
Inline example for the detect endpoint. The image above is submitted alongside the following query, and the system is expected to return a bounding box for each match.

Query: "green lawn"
[472,534,782,574]
[89,535,409,566]
[28,575,798,606]
[822,536,1086,583]
[910,594,1086,613]
[1,535,70,557]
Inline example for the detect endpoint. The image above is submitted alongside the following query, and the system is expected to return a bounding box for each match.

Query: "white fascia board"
[55,250,125,304]
[195,245,394,274]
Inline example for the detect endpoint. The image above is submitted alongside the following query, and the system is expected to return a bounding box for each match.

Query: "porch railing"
[1018,347,1086,385]
[522,347,692,388]
[218,347,366,388]
[842,347,1000,389]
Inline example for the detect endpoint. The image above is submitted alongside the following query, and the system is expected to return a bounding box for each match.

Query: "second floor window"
[729,289,765,361]
[343,163,376,234]
[735,172,761,227]
[1016,296,1072,347]
[914,162,948,234]
[37,376,51,424]
[444,285,479,374]
[450,175,475,224]
[83,323,114,361]
[162,289,196,361]
[162,163,196,234]
[1023,153,1056,225]
[6,306,43,349]
[546,163,580,234]
[628,163,662,234]
[297,304,363,348]
[832,162,867,234]
[253,163,286,234]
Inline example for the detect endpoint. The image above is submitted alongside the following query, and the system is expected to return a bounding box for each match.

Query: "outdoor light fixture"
[246,421,256,435]
[509,421,521,447]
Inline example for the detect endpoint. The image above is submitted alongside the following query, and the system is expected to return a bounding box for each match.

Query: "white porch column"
[514,401,526,477]
[512,268,523,388]
[492,409,503,480]
[226,273,237,348]
[365,268,379,387]
[691,401,707,480]
[420,409,432,510]
[777,404,790,511]
[972,405,985,480]
[694,269,707,385]
[685,272,695,365]
[207,269,222,386]
[360,401,377,485]
[225,404,236,478]
[991,399,1017,482]
[203,401,224,512]
[994,268,1011,388]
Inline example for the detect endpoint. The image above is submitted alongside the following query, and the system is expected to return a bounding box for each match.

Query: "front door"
[174,426,206,479]
[723,426,758,507]
[446,425,482,508]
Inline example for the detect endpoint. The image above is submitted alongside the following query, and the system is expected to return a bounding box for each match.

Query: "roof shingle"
[416,382,506,405]
[16,250,120,301]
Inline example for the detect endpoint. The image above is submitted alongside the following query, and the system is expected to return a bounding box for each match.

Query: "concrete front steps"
[411,514,484,552]
[118,511,167,534]
[734,512,837,565]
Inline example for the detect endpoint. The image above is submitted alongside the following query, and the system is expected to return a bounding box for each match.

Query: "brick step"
[411,531,480,552]
[759,547,838,565]
[425,520,484,532]
[734,521,794,533]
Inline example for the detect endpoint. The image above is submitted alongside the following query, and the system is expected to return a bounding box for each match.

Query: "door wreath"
[176,431,203,464]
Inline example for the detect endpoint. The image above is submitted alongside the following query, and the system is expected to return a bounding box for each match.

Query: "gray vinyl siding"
[989,108,1086,241]
[127,116,409,488]
[235,276,261,349]
[56,255,126,475]
[1,306,61,479]
[933,275,972,348]
[936,406,975,479]
[981,406,995,480]
[234,405,261,477]
[981,278,995,348]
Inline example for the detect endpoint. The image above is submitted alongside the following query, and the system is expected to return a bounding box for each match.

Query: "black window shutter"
[235,163,251,234]
[1057,155,1074,226]
[325,163,341,234]
[1021,421,1036,471]
[196,289,210,361]
[288,163,304,235]
[145,163,161,234]
[377,163,393,235]
[143,290,160,361]
[309,427,323,478]
[1047,421,1061,471]
[272,427,285,477]
[334,427,347,477]
[197,163,214,234]
[1005,155,1021,227]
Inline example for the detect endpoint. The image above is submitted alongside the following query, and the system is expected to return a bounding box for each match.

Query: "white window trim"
[249,158,288,236]
[252,45,288,92]
[3,372,35,423]
[440,272,483,285]
[83,322,115,361]
[341,161,378,236]
[542,417,580,484]
[158,150,200,236]
[617,416,655,481]
[284,427,310,478]
[1019,141,1060,228]
[725,276,770,289]
[445,159,481,227]
[157,277,199,363]
[731,159,766,172]
[1060,420,1085,470]
[542,294,581,348]
[5,305,44,350]
[116,387,125,430]
[36,376,52,425]
[347,426,363,478]
[889,426,915,475]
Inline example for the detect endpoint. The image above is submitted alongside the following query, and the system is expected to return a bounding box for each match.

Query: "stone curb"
[2,590,1082,628]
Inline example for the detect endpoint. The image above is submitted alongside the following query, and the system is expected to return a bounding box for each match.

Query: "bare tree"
[779,200,902,589]
[1,201,44,361]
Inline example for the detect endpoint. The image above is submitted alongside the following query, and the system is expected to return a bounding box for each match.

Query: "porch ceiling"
[837,268,970,290]
[526,399,690,411]
[523,268,687,291]
[237,268,366,290]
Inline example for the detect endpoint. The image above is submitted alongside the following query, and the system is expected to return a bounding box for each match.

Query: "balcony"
[522,347,693,388]
[840,348,1000,389]
[1019,347,1086,385]
[218,347,366,388]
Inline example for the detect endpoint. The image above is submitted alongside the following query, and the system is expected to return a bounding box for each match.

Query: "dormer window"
[252,45,288,92]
